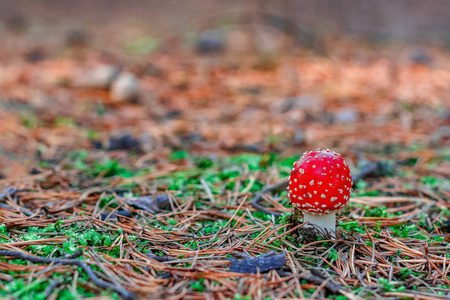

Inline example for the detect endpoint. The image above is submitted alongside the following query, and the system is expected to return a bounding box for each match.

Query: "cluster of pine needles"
[0,148,448,300]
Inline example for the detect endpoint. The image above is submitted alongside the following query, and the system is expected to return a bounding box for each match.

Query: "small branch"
[65,251,84,259]
[0,250,134,299]
[44,279,64,298]
[146,253,177,262]
[0,187,18,200]
[0,187,34,216]
[299,273,345,293]
[251,180,288,216]
[200,176,215,203]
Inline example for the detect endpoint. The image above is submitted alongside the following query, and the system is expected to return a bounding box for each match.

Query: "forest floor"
[0,19,449,300]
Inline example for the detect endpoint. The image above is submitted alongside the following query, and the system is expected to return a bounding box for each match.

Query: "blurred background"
[0,0,449,178]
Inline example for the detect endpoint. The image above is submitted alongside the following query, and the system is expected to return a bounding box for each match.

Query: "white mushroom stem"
[303,212,336,233]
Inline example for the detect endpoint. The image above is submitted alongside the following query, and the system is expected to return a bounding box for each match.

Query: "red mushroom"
[288,149,352,233]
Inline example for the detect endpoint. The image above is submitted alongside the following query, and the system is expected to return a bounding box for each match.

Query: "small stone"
[31,91,54,109]
[431,126,450,143]
[143,63,164,78]
[372,115,387,127]
[25,47,46,63]
[274,95,322,113]
[437,107,449,120]
[409,47,432,65]
[196,30,225,54]
[6,15,27,34]
[164,110,182,120]
[294,129,305,144]
[179,132,204,146]
[334,109,359,123]
[66,29,89,48]
[91,141,103,150]
[78,65,119,89]
[108,134,141,152]
[238,144,261,153]
[111,73,139,102]
[140,133,154,152]
[254,25,284,53]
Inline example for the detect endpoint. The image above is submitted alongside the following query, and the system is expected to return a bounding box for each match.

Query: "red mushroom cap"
[288,149,352,215]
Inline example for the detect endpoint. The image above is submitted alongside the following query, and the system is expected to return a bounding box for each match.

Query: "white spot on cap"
[309,180,314,185]
[321,194,326,199]
[299,168,305,174]
[338,189,343,194]
[321,204,327,208]
[314,202,319,205]
[318,181,322,185]
[294,179,297,183]
[313,165,316,168]
[330,197,337,202]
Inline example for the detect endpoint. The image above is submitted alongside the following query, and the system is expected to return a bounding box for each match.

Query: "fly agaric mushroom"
[288,149,352,233]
